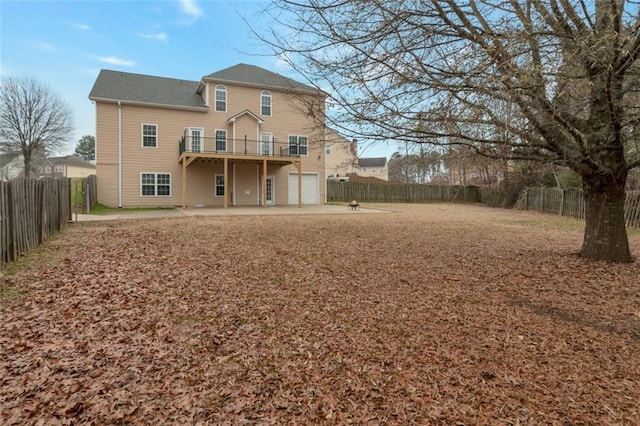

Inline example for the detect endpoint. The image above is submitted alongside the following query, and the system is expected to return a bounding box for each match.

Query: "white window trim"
[189,127,204,152]
[215,85,227,112]
[141,123,158,148]
[140,172,171,197]
[261,90,272,116]
[215,174,225,197]
[260,132,273,156]
[288,135,309,156]
[215,129,227,152]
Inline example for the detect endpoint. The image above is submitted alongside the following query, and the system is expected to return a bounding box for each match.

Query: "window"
[142,124,157,147]
[325,146,331,155]
[215,85,226,112]
[190,128,203,152]
[261,90,271,116]
[215,175,225,197]
[288,135,308,156]
[141,173,171,196]
[260,133,272,156]
[215,130,227,152]
[54,164,64,172]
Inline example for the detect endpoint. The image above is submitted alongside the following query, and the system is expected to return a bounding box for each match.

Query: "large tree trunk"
[580,179,632,263]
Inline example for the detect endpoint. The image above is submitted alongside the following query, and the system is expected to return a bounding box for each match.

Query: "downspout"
[118,100,122,208]
[323,126,327,204]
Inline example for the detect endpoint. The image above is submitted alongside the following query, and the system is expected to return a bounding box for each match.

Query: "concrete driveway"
[75,204,388,221]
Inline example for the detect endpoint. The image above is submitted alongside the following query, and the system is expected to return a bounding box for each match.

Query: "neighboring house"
[89,64,327,208]
[38,155,96,178]
[0,153,23,181]
[325,129,358,180]
[357,157,389,181]
[428,173,449,185]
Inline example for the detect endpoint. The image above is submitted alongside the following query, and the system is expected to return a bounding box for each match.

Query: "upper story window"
[215,85,226,112]
[54,164,64,172]
[288,135,308,156]
[142,124,158,147]
[261,90,271,116]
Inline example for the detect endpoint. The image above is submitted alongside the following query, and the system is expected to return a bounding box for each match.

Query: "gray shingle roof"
[89,70,207,109]
[0,152,21,168]
[49,155,96,169]
[358,157,387,167]
[204,63,323,95]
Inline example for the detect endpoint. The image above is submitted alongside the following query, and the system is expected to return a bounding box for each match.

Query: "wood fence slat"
[1,177,71,268]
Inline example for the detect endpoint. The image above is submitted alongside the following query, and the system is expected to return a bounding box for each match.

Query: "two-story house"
[357,157,389,181]
[38,155,96,178]
[325,129,358,180]
[89,64,327,208]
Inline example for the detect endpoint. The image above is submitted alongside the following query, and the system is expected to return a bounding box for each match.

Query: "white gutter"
[118,101,122,208]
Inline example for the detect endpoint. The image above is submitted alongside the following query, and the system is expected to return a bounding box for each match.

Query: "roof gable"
[89,70,207,109]
[49,155,96,169]
[204,63,323,95]
[226,109,264,124]
[0,153,21,167]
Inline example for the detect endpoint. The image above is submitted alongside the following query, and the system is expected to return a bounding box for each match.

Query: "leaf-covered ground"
[2,204,640,425]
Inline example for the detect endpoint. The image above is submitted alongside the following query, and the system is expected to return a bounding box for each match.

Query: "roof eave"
[89,97,209,112]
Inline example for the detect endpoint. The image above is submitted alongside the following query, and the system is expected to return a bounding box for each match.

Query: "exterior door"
[259,176,275,206]
[190,128,203,152]
[259,133,272,156]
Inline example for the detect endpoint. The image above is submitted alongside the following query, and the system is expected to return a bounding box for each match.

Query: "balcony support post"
[223,157,229,208]
[262,159,267,207]
[297,160,302,208]
[182,157,187,208]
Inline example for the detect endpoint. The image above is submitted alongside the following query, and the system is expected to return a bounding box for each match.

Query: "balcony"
[178,135,303,160]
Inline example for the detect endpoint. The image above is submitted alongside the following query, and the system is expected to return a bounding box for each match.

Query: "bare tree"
[263,0,640,262]
[0,76,74,177]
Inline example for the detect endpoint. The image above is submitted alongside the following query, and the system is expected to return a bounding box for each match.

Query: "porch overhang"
[179,152,302,209]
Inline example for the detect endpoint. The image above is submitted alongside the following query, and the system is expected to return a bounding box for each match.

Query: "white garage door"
[288,173,319,205]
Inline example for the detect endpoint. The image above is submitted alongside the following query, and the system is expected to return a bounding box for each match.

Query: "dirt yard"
[2,203,640,424]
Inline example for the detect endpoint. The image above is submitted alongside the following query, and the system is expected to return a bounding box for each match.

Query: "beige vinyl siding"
[94,78,326,207]
[65,165,95,178]
[234,163,259,206]
[95,102,120,206]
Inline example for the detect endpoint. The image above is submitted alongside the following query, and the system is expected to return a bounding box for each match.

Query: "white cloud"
[36,42,56,52]
[177,0,203,22]
[95,56,136,67]
[74,23,91,30]
[139,32,168,41]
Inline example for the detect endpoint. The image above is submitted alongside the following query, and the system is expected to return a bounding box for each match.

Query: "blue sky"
[1,0,395,158]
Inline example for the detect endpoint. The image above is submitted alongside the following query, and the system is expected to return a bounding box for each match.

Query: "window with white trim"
[215,85,226,112]
[190,127,203,152]
[261,90,271,116]
[141,173,171,196]
[215,129,227,152]
[215,174,225,197]
[142,124,158,147]
[288,135,308,156]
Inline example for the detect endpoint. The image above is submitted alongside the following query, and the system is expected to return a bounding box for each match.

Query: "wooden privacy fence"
[327,181,480,203]
[81,174,97,213]
[1,177,71,267]
[523,187,640,228]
